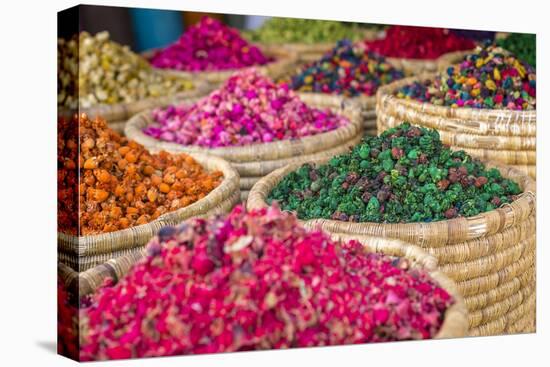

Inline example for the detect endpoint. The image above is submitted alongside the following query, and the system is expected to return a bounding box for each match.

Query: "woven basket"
[58,79,211,135]
[270,42,334,64]
[376,74,536,178]
[294,93,376,133]
[125,93,364,196]
[384,49,477,76]
[58,153,240,272]
[256,29,382,64]
[247,158,535,336]
[60,234,468,340]
[144,46,297,88]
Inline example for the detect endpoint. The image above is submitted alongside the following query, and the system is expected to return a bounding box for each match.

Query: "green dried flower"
[245,18,382,44]
[268,123,522,223]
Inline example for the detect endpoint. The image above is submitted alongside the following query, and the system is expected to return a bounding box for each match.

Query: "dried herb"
[364,26,475,60]
[397,45,536,111]
[245,18,377,44]
[144,69,349,148]
[287,40,404,97]
[497,33,536,69]
[81,205,453,360]
[150,17,270,72]
[269,123,522,223]
[57,31,194,109]
[58,114,222,235]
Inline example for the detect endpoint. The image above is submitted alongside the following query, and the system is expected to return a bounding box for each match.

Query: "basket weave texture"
[58,153,240,272]
[59,233,469,340]
[125,93,364,196]
[57,79,211,135]
[376,74,536,178]
[385,49,477,76]
[246,157,536,336]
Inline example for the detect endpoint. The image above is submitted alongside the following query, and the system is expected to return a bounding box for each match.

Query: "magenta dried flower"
[143,69,349,148]
[150,16,270,72]
[81,204,453,361]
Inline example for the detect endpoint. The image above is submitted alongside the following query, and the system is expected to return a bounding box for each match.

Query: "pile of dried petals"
[80,204,454,360]
[396,45,536,110]
[244,18,372,44]
[58,31,194,109]
[143,69,349,148]
[288,39,404,97]
[365,25,475,60]
[269,123,522,223]
[150,17,270,72]
[58,114,222,235]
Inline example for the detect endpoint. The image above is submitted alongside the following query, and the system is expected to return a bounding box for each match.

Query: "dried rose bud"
[474,176,488,188]
[418,153,428,164]
[391,147,404,159]
[406,126,422,138]
[437,179,450,190]
[377,190,390,203]
[80,205,454,361]
[362,192,373,203]
[309,170,319,181]
[444,207,458,219]
[448,171,459,184]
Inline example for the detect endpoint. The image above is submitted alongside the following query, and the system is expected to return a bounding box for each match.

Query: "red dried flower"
[81,205,453,361]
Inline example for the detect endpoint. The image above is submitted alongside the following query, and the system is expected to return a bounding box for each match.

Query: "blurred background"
[76,5,270,52]
[69,5,500,52]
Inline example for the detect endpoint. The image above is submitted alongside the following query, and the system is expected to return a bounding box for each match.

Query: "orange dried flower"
[58,114,223,235]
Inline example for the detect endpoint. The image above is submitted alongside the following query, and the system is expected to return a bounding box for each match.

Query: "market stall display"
[58,31,207,133]
[58,113,240,271]
[283,39,404,133]
[248,123,535,335]
[56,8,538,361]
[146,17,297,86]
[377,45,536,178]
[67,205,467,360]
[125,69,363,199]
[365,25,476,75]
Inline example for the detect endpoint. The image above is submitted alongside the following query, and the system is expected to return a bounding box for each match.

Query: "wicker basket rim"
[60,234,468,339]
[142,46,297,79]
[58,152,239,252]
[246,156,535,239]
[57,78,211,121]
[296,92,377,109]
[383,48,477,65]
[124,94,363,160]
[377,73,536,119]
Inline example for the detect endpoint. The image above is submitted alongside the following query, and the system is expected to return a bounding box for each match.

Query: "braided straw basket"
[296,93,377,135]
[263,42,334,65]
[58,233,468,340]
[247,158,536,336]
[66,78,212,135]
[125,93,364,201]
[376,74,536,178]
[144,46,298,89]
[58,153,240,272]
[383,49,476,76]
[256,29,382,64]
